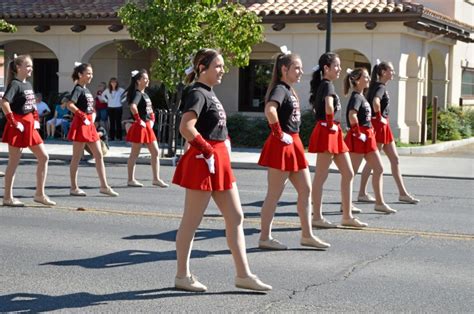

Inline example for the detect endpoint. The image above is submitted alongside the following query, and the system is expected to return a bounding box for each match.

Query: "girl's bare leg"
[311,152,333,221]
[3,146,23,201]
[70,142,86,191]
[259,168,288,241]
[176,189,211,278]
[333,152,355,220]
[212,183,251,278]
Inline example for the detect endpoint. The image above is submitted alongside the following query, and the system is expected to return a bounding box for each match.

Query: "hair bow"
[376,58,381,65]
[346,68,353,74]
[280,45,291,55]
[74,61,82,67]
[131,70,139,77]
[312,65,320,72]
[13,53,18,59]
[184,66,194,75]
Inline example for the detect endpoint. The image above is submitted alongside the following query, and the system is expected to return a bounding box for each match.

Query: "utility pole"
[326,0,332,52]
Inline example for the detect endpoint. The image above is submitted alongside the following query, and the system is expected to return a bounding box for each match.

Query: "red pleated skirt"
[344,126,378,154]
[68,113,99,142]
[173,140,235,191]
[258,133,308,171]
[126,121,157,143]
[308,121,349,154]
[2,112,43,148]
[372,117,394,144]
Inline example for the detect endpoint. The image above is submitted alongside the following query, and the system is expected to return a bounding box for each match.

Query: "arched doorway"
[427,50,447,110]
[83,40,155,95]
[0,40,58,102]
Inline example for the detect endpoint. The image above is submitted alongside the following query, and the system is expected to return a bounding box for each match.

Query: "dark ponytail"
[309,52,339,109]
[185,48,220,84]
[6,54,31,85]
[368,60,392,92]
[343,68,366,96]
[265,52,300,103]
[72,63,92,81]
[125,69,148,104]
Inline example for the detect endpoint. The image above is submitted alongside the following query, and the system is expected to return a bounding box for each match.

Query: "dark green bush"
[227,111,317,148]
[437,110,462,141]
[427,105,471,141]
[227,114,268,147]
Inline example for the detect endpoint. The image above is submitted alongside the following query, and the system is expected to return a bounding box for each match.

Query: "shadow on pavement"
[123,226,299,242]
[39,249,229,269]
[0,288,264,312]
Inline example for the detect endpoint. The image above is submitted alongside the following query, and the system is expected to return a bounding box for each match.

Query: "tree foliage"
[118,0,264,95]
[0,19,17,33]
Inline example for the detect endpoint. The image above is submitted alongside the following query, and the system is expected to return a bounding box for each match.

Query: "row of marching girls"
[307,52,419,230]
[255,49,420,250]
[1,55,169,206]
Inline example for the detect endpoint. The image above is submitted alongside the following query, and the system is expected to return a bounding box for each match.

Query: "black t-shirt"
[2,78,35,114]
[131,90,153,121]
[69,84,95,114]
[367,82,390,117]
[313,79,341,122]
[183,82,228,141]
[268,82,301,133]
[346,91,372,128]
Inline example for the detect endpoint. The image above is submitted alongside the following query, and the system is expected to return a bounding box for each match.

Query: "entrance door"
[33,58,58,102]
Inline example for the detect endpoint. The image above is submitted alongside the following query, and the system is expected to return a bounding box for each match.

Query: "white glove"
[149,120,154,129]
[140,120,146,128]
[92,112,97,123]
[16,122,25,133]
[280,132,293,144]
[34,120,41,129]
[83,118,91,126]
[196,153,215,174]
[320,122,338,132]
[358,133,367,142]
[224,138,231,156]
[380,116,387,125]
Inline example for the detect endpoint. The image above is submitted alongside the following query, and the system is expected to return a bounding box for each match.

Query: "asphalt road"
[0,160,473,312]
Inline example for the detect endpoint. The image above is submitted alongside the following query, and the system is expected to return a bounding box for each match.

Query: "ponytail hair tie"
[346,68,353,74]
[376,58,381,65]
[312,65,320,72]
[131,70,139,77]
[74,61,82,67]
[184,66,194,75]
[13,53,18,59]
[280,45,291,55]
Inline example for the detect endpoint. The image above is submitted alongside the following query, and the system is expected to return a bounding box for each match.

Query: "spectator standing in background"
[100,77,124,141]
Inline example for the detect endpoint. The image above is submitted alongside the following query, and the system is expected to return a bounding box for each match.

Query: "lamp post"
[326,0,332,52]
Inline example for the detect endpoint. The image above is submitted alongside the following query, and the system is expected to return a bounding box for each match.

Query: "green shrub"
[437,110,462,141]
[299,110,316,146]
[227,111,317,148]
[227,114,268,147]
[427,105,471,141]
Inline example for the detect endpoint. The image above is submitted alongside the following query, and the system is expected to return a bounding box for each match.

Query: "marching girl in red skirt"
[344,68,396,214]
[66,63,118,197]
[172,48,271,292]
[308,52,367,228]
[125,69,168,188]
[357,61,419,205]
[257,48,329,250]
[1,54,55,206]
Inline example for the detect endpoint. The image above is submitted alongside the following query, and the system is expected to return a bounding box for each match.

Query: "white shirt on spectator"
[36,101,51,117]
[100,88,125,109]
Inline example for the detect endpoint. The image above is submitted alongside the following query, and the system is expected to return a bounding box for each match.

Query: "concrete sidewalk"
[1,137,473,180]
